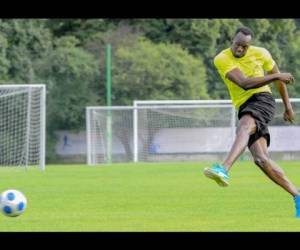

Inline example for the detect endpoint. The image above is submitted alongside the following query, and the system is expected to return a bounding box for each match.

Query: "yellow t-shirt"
[214,46,276,109]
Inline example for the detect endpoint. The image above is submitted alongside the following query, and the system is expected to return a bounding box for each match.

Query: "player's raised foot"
[203,163,229,187]
[294,195,300,218]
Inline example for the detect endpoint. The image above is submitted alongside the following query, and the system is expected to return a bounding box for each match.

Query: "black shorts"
[238,92,276,148]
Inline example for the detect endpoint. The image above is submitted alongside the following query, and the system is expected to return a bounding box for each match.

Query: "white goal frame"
[0,84,46,170]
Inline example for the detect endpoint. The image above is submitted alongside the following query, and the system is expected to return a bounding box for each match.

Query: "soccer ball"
[0,189,27,217]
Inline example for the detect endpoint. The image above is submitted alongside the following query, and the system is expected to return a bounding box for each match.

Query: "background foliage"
[0,19,299,161]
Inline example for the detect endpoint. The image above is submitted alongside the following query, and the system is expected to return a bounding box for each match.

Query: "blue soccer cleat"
[203,163,229,187]
[294,195,300,218]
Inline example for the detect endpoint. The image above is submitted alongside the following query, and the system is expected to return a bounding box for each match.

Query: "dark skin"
[221,32,300,196]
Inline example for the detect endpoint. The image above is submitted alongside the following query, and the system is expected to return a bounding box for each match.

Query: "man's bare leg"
[249,137,300,196]
[249,136,300,217]
[203,114,256,186]
[221,114,256,172]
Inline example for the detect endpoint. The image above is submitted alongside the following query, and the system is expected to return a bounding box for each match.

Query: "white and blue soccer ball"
[0,189,27,217]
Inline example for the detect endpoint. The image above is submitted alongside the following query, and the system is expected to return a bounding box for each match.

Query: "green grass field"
[1,161,300,232]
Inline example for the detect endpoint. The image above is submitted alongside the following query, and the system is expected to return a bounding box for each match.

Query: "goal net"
[133,101,235,162]
[86,99,300,165]
[86,102,235,164]
[86,107,133,165]
[0,85,46,169]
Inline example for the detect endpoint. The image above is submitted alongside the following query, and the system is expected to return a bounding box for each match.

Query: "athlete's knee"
[253,154,270,168]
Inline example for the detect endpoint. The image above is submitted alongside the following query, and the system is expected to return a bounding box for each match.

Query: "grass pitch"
[0,161,300,232]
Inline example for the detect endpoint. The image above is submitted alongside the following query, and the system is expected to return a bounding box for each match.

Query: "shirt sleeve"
[214,54,236,78]
[261,48,276,72]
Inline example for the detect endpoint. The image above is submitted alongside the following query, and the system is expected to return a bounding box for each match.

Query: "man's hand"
[277,73,295,84]
[283,107,295,123]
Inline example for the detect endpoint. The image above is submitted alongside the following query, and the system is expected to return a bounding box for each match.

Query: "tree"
[0,32,10,81]
[83,24,144,106]
[85,30,209,160]
[36,36,100,130]
[282,28,300,98]
[45,19,116,45]
[0,19,53,83]
[115,19,243,99]
[112,37,208,104]
[35,36,100,161]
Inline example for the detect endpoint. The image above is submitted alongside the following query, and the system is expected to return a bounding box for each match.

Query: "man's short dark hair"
[235,27,254,38]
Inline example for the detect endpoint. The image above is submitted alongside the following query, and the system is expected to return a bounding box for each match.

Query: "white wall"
[55,126,300,157]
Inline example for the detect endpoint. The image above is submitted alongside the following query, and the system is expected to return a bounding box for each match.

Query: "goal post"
[86,103,235,164]
[0,84,46,170]
[86,106,134,165]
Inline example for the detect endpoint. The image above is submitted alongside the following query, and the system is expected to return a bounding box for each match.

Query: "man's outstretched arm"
[226,68,294,90]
